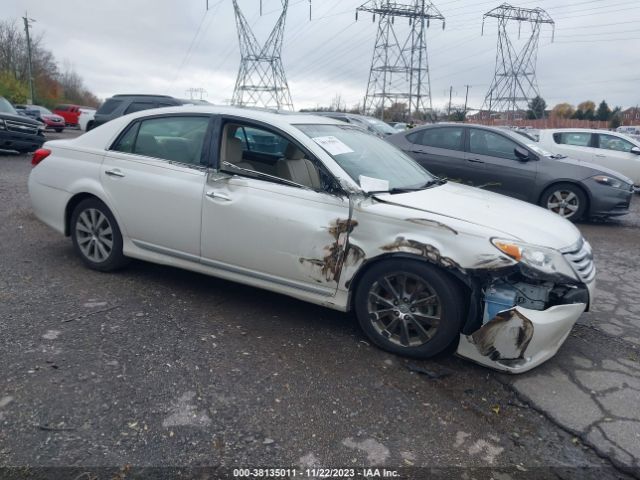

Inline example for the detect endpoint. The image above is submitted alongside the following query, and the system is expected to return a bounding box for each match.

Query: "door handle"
[206,191,231,201]
[595,154,606,158]
[105,169,125,177]
[467,158,484,164]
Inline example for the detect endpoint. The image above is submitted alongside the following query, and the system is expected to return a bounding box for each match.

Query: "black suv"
[0,97,45,154]
[88,94,186,131]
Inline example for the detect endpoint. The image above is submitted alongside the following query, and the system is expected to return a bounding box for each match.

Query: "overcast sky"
[4,0,640,111]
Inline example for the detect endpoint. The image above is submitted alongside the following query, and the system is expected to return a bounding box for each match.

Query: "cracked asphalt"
[1,130,639,479]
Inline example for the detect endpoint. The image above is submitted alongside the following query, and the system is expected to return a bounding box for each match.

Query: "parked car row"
[15,105,66,132]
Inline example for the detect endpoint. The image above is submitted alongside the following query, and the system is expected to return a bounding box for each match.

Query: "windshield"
[296,124,435,191]
[360,117,398,135]
[0,97,17,115]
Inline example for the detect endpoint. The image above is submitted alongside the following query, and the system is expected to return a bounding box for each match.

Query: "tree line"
[0,19,99,108]
[527,96,623,128]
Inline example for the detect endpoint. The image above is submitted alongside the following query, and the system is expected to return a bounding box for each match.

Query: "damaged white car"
[28,106,595,373]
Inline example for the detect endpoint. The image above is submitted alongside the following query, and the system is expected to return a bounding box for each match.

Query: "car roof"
[91,105,347,129]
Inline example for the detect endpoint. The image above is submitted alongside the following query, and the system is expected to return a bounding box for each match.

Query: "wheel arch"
[345,252,473,316]
[64,192,116,236]
[538,180,591,213]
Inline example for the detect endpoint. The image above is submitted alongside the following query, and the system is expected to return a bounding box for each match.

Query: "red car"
[19,105,66,132]
[53,104,82,127]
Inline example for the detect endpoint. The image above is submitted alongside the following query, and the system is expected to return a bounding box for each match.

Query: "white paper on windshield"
[359,175,389,193]
[312,136,354,156]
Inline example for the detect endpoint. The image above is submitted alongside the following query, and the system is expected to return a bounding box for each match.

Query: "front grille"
[563,238,595,284]
[5,120,39,135]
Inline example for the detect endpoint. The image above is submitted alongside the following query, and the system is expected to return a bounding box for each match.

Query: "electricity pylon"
[481,3,554,119]
[357,0,445,120]
[231,0,294,110]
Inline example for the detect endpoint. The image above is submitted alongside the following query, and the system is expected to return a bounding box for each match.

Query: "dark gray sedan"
[387,124,634,221]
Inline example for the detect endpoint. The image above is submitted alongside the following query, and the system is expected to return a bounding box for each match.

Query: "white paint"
[0,396,14,408]
[467,439,504,464]
[342,437,390,465]
[83,301,107,308]
[454,431,470,448]
[162,391,211,428]
[299,453,321,468]
[42,330,61,340]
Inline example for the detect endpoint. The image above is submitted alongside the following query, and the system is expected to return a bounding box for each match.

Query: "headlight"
[592,175,628,189]
[491,238,578,280]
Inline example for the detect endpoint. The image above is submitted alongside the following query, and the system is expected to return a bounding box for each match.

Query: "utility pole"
[231,0,300,110]
[481,4,554,120]
[22,13,36,104]
[357,0,445,120]
[186,87,207,100]
[447,86,453,118]
[463,84,470,115]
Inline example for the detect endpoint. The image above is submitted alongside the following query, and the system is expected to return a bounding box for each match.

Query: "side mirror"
[631,146,640,155]
[514,146,530,161]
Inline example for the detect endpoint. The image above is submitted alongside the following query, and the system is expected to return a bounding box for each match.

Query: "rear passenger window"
[97,99,122,115]
[553,132,592,147]
[416,127,464,151]
[112,116,210,165]
[125,102,156,115]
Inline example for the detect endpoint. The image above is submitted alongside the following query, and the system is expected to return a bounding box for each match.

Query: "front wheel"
[354,260,465,359]
[70,198,128,272]
[54,128,64,133]
[540,183,587,222]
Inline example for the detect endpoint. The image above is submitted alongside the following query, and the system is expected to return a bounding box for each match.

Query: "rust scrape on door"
[299,219,363,282]
[381,236,461,270]
[469,309,534,361]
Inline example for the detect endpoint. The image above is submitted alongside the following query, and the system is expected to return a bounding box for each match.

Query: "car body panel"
[28,106,597,373]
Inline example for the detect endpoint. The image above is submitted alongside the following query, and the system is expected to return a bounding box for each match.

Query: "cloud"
[5,0,640,110]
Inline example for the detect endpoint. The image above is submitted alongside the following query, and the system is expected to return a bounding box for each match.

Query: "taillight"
[32,148,51,167]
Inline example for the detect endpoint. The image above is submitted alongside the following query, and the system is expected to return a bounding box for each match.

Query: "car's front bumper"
[456,302,586,373]
[585,178,633,217]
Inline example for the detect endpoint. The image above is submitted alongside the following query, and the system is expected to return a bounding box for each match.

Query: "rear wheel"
[354,260,465,359]
[540,183,587,222]
[70,198,128,272]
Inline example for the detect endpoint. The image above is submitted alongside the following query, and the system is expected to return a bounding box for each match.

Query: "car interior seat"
[223,126,254,171]
[135,134,164,158]
[276,143,321,189]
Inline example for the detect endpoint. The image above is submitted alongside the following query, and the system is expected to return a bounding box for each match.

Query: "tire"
[540,182,587,222]
[354,260,465,359]
[55,128,64,133]
[70,198,128,272]
[86,121,94,132]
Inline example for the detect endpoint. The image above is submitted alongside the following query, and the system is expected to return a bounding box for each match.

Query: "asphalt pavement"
[1,130,638,479]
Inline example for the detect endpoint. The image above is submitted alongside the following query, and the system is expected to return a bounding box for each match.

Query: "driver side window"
[220,122,336,192]
[469,129,519,160]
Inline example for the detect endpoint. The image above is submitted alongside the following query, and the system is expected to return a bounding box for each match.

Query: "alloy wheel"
[367,273,442,348]
[547,190,580,219]
[75,208,114,263]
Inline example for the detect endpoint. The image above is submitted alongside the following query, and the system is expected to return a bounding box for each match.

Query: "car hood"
[552,155,634,184]
[0,112,42,126]
[374,182,581,250]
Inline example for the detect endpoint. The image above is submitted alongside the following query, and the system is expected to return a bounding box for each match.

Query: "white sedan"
[538,128,640,187]
[28,106,596,373]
